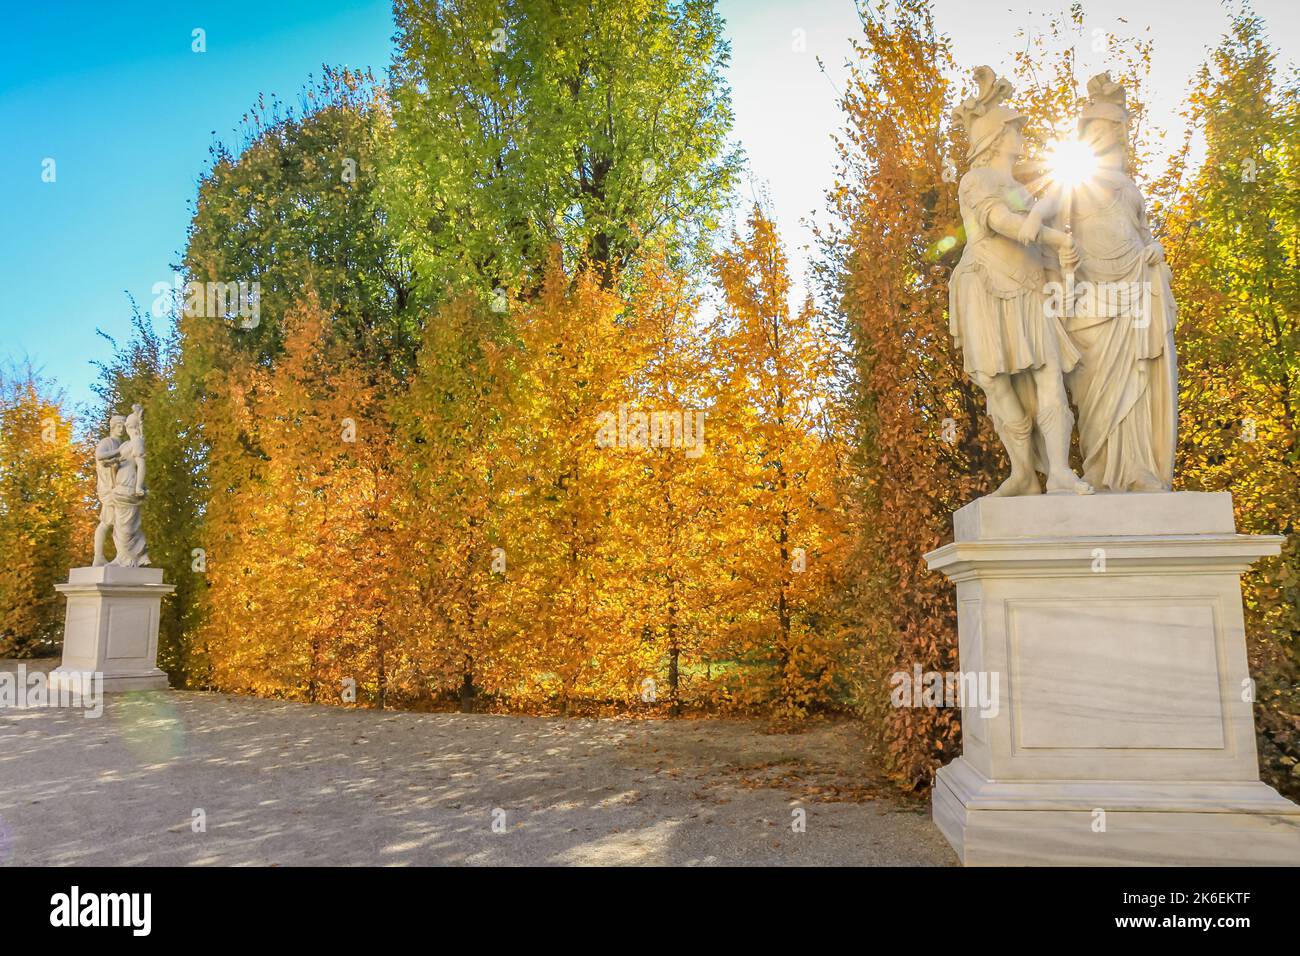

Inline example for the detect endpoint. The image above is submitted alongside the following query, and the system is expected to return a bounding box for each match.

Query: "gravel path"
[0,661,954,866]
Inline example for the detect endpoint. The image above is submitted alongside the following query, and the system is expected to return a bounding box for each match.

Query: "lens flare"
[1045,137,1099,188]
[112,691,185,764]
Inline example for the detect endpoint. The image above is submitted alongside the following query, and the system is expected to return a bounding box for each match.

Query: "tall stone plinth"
[50,566,175,693]
[924,491,1300,866]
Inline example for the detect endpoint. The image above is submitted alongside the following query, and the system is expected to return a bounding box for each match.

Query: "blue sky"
[2,0,1295,412]
[0,1,397,411]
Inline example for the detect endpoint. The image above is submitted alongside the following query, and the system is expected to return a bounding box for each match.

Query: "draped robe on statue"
[1063,170,1177,491]
[110,437,150,567]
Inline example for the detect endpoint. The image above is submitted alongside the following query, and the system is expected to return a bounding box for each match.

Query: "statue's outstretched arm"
[986,205,1077,269]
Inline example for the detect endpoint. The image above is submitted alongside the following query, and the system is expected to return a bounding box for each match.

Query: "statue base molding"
[934,756,1300,866]
[51,566,175,694]
[925,491,1300,866]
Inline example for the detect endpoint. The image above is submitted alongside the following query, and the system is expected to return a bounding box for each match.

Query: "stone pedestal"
[50,566,175,693]
[924,491,1300,866]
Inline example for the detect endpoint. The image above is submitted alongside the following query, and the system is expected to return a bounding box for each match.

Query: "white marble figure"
[949,67,1092,497]
[91,414,127,566]
[95,404,151,568]
[1056,73,1178,492]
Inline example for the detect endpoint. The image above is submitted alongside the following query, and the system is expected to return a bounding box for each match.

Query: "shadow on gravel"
[0,664,955,867]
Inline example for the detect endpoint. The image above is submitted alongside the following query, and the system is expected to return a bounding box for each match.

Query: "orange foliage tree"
[200,293,405,706]
[819,1,980,787]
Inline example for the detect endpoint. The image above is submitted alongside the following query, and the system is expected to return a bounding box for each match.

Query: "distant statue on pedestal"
[55,404,171,692]
[92,404,151,568]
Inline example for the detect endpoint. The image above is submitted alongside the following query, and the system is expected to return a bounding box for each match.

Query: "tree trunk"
[460,655,476,713]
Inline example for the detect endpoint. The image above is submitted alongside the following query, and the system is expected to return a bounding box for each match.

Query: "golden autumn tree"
[492,260,652,713]
[325,384,407,710]
[619,252,727,713]
[713,206,846,718]
[389,294,513,710]
[200,292,406,707]
[0,370,91,657]
[199,298,335,699]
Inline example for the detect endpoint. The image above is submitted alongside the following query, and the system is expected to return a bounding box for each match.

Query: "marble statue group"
[926,67,1300,865]
[949,67,1178,497]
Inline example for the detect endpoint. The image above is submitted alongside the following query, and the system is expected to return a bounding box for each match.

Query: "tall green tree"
[1156,9,1300,797]
[185,66,416,374]
[385,0,741,297]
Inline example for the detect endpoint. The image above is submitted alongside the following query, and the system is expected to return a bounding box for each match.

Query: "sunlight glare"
[1045,137,1099,189]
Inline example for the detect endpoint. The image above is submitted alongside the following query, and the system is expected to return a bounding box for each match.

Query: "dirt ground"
[0,660,955,866]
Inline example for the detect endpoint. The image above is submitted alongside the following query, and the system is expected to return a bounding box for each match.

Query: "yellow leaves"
[180,234,856,717]
[0,373,91,656]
